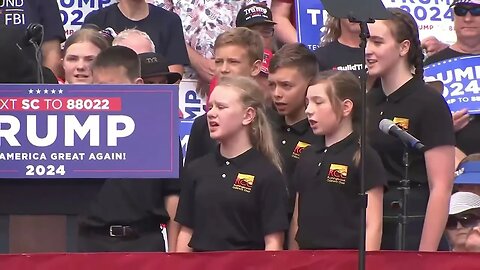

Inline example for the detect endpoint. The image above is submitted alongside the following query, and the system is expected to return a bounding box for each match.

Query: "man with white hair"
[112,29,156,54]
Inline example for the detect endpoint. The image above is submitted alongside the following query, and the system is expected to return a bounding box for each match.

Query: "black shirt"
[79,143,183,226]
[424,47,480,155]
[314,40,364,78]
[184,114,216,166]
[84,3,189,66]
[424,47,473,66]
[367,77,455,184]
[0,0,66,43]
[271,116,324,211]
[293,132,386,250]
[175,147,289,251]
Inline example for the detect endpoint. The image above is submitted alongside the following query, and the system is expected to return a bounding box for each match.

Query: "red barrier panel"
[0,250,479,270]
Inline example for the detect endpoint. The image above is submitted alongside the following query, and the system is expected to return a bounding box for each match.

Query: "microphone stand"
[395,148,411,250]
[346,17,373,270]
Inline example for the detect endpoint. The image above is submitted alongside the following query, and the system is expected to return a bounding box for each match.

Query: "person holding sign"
[62,29,110,84]
[271,0,297,44]
[175,76,289,252]
[366,8,455,251]
[78,46,181,252]
[425,0,480,156]
[289,70,386,250]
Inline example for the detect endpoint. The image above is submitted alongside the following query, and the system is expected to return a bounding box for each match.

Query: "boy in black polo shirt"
[77,46,181,252]
[184,28,264,165]
[268,43,324,212]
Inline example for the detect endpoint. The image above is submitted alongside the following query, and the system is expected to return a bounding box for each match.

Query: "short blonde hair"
[214,27,264,64]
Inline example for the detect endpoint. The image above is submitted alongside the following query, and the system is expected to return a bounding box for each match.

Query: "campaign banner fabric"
[295,0,457,50]
[0,84,179,179]
[295,0,326,50]
[58,0,116,37]
[178,79,206,161]
[424,55,480,114]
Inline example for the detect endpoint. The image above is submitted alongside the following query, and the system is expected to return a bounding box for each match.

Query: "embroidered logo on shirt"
[393,117,409,130]
[292,141,311,159]
[326,164,348,185]
[232,173,255,193]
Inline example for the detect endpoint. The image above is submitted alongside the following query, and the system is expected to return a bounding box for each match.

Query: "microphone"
[379,119,425,152]
[18,23,44,47]
[17,24,45,83]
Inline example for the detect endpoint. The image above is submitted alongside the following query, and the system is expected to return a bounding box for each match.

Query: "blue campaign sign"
[295,0,326,51]
[179,120,193,162]
[424,55,480,114]
[0,84,179,179]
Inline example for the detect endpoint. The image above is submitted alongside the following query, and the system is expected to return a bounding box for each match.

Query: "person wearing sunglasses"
[444,155,480,251]
[235,3,277,52]
[424,0,480,168]
[446,192,480,251]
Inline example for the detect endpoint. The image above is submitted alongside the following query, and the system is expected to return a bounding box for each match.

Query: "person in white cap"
[445,192,480,251]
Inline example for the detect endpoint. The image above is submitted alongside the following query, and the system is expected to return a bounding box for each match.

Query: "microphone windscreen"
[379,119,395,134]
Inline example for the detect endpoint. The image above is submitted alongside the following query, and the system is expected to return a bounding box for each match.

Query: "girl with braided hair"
[366,8,455,251]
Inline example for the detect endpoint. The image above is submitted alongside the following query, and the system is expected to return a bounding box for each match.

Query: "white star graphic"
[36,89,41,94]
[28,89,33,94]
[58,89,63,94]
[51,89,56,94]
[44,89,49,94]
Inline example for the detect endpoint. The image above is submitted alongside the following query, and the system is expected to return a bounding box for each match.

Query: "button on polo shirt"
[293,133,386,249]
[175,147,289,251]
[367,77,455,184]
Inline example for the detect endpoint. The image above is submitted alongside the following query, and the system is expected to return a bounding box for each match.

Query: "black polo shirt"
[271,115,325,210]
[425,48,480,155]
[184,114,217,166]
[79,143,183,226]
[293,132,386,250]
[175,147,289,251]
[367,77,455,184]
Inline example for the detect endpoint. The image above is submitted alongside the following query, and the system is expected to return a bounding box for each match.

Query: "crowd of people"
[1,0,480,254]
